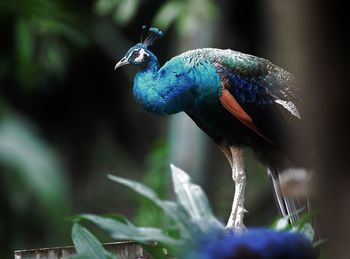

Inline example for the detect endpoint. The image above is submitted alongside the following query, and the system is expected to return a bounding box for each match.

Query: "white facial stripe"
[275,99,301,119]
[126,48,140,60]
[134,48,149,63]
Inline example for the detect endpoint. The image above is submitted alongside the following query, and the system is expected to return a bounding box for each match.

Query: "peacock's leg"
[226,146,246,230]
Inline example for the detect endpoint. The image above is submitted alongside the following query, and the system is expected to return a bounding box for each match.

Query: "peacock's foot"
[225,181,247,231]
[225,204,247,232]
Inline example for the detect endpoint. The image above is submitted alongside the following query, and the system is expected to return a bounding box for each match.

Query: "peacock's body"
[115,27,308,230]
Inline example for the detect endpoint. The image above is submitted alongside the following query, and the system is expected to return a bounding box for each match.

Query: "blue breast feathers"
[133,55,221,115]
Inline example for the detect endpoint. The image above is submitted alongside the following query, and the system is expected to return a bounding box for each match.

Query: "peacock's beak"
[114,57,129,70]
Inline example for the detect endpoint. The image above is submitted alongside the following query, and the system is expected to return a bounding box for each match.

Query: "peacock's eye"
[131,51,139,57]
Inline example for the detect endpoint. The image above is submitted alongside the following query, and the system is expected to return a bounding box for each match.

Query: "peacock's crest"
[141,26,164,47]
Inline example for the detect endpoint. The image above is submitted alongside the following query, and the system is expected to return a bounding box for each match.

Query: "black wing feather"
[213,59,302,146]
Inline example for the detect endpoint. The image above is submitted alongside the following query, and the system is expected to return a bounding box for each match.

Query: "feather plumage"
[116,39,310,228]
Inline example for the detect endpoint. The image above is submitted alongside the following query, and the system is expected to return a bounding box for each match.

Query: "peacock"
[115,27,309,230]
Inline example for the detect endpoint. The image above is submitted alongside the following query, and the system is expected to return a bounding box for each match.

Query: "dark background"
[1,0,349,258]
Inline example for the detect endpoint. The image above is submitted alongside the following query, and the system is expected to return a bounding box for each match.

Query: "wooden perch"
[14,241,145,259]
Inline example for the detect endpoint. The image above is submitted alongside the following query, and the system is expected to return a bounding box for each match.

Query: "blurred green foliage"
[0,0,88,88]
[72,166,223,258]
[134,139,170,227]
[0,0,90,256]
[95,0,140,26]
[153,0,218,34]
[0,113,71,256]
[0,114,69,210]
[94,0,218,34]
[71,167,315,259]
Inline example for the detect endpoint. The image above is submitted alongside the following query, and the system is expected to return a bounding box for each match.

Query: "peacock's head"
[115,27,163,69]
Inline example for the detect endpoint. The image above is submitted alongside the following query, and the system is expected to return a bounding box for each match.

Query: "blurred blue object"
[185,228,316,259]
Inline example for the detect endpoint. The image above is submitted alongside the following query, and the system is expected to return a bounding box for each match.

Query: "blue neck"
[142,52,159,73]
[133,52,169,114]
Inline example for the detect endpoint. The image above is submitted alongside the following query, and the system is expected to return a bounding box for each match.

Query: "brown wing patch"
[219,85,273,144]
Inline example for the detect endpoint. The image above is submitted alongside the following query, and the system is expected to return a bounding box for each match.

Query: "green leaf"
[77,214,183,248]
[141,244,169,259]
[114,0,139,25]
[108,174,160,202]
[107,174,173,221]
[108,174,192,238]
[298,223,315,242]
[71,223,115,259]
[152,1,185,30]
[170,164,224,233]
[296,212,314,230]
[69,213,128,222]
[79,214,139,239]
[108,167,223,237]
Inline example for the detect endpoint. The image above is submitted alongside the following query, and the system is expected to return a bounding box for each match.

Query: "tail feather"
[268,168,310,228]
